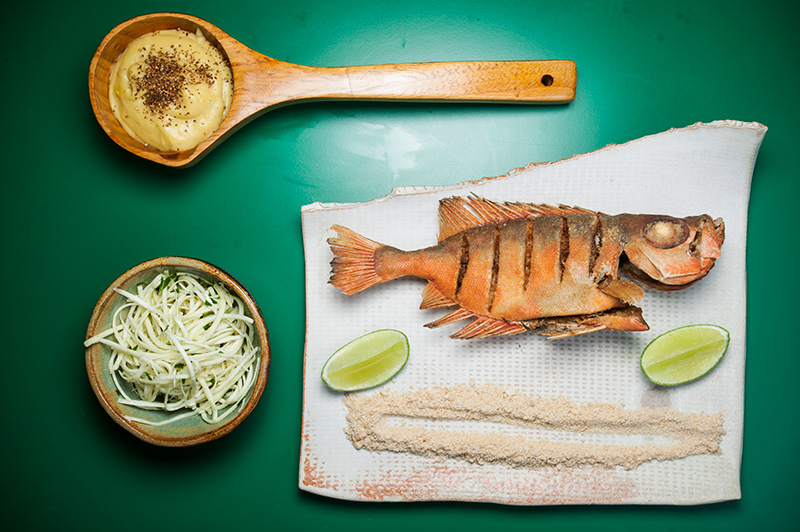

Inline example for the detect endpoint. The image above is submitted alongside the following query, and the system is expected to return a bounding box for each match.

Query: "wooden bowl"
[85,257,270,446]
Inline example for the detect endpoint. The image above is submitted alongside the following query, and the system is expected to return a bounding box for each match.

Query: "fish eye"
[643,219,690,249]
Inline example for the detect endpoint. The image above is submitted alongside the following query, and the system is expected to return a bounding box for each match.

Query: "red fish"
[328,196,724,339]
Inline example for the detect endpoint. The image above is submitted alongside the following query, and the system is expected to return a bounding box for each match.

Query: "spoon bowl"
[90,13,577,168]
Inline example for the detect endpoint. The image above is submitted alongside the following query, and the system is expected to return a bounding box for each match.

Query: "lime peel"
[321,329,409,392]
[641,324,729,386]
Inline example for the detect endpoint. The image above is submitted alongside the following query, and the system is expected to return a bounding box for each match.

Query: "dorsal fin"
[532,204,598,216]
[437,195,597,242]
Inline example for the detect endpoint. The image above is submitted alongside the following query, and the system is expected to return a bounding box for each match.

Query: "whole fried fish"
[328,196,724,339]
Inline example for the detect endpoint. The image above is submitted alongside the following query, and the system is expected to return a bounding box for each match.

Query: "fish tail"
[328,225,391,295]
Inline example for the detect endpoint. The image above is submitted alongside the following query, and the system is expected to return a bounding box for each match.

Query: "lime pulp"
[640,324,730,386]
[321,329,409,392]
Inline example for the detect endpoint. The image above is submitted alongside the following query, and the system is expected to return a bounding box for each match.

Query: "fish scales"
[327,196,724,339]
[488,215,623,321]
[337,216,624,323]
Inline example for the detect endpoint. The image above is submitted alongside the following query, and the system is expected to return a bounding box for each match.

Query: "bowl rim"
[85,256,270,446]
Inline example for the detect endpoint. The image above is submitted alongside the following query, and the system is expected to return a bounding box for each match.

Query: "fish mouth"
[689,216,725,260]
[709,217,725,254]
[713,217,725,241]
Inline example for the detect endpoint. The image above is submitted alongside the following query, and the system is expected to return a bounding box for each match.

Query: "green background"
[2,0,798,530]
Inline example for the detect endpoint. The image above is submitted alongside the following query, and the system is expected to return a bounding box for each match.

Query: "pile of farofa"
[343,384,724,470]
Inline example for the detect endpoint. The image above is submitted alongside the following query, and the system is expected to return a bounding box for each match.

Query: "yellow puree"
[109,29,233,152]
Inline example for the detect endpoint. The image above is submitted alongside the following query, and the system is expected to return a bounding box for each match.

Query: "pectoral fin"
[598,278,644,304]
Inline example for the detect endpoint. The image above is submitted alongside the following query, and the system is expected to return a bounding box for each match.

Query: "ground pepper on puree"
[108,29,233,152]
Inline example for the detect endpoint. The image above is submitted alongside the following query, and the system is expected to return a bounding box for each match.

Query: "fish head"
[619,214,725,290]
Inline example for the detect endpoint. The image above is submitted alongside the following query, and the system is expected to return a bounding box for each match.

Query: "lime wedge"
[641,324,730,386]
[321,329,409,392]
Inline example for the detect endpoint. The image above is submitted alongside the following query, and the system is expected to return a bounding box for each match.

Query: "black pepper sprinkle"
[131,48,217,115]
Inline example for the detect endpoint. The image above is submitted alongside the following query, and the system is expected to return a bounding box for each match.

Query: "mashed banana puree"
[109,29,233,151]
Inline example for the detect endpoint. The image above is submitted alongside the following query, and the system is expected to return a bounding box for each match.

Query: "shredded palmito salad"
[85,270,260,425]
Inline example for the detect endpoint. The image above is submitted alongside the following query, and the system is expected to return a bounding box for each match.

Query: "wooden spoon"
[89,13,577,168]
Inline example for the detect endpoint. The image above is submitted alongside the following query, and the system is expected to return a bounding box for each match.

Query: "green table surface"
[3,0,798,530]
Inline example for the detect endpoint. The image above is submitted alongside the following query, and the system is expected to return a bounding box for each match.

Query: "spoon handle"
[299,60,576,103]
[237,57,576,112]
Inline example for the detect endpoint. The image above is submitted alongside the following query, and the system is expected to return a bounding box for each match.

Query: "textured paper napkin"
[299,121,766,505]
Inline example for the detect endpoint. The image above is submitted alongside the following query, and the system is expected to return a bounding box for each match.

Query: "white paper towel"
[299,120,766,505]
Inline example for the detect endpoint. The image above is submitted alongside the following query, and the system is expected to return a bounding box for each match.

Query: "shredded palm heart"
[85,271,260,425]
